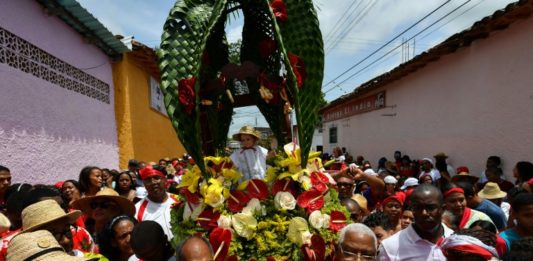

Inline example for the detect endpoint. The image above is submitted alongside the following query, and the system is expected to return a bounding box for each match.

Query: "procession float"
[157,0,347,259]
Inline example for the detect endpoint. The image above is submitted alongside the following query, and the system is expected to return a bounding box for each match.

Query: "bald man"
[176,236,214,261]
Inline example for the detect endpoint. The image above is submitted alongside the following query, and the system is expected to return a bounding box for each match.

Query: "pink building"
[0,0,128,184]
[321,1,533,180]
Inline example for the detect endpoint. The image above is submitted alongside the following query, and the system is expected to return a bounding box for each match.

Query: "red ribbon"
[444,187,464,198]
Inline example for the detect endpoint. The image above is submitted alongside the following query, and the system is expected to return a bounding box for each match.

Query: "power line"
[324,1,364,52]
[326,0,378,55]
[322,0,452,90]
[325,0,473,94]
[323,1,359,46]
[418,0,485,42]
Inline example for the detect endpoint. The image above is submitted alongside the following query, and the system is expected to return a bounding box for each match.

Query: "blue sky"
[78,0,516,134]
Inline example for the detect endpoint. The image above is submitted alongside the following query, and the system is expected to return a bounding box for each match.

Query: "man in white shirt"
[335,223,378,261]
[135,165,179,240]
[379,184,453,261]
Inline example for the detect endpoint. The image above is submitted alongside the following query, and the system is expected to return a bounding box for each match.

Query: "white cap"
[422,158,433,165]
[384,175,397,184]
[364,168,378,176]
[400,177,419,190]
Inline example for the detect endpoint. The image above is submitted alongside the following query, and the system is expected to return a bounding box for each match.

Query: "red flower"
[272,178,297,197]
[209,227,232,261]
[297,188,324,211]
[302,234,326,261]
[180,187,201,204]
[288,53,305,88]
[259,38,277,58]
[246,179,269,200]
[271,0,288,22]
[310,172,329,193]
[196,208,220,230]
[329,211,347,232]
[227,190,251,213]
[178,77,196,114]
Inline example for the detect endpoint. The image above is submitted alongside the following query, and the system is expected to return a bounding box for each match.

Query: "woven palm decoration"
[158,0,324,176]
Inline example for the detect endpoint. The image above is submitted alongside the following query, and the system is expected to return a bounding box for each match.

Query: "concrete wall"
[322,16,533,180]
[0,0,119,184]
[113,54,185,169]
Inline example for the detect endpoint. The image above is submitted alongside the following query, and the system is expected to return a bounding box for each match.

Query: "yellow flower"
[287,217,311,246]
[236,180,249,191]
[201,178,229,208]
[177,166,201,193]
[278,143,324,181]
[221,168,241,182]
[265,166,279,183]
[232,213,257,240]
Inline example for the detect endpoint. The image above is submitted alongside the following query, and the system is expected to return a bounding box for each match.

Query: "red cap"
[139,165,165,180]
[382,191,406,207]
[456,166,470,174]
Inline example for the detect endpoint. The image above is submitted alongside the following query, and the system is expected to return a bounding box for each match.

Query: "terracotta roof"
[130,41,161,81]
[321,0,533,112]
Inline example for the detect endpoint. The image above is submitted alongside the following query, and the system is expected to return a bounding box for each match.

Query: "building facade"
[113,41,186,169]
[0,0,127,183]
[321,1,533,179]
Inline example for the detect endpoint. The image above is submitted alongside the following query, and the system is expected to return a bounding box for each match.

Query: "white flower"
[242,198,262,216]
[308,210,330,229]
[232,213,257,240]
[274,192,296,210]
[287,217,310,246]
[182,202,205,221]
[217,214,232,229]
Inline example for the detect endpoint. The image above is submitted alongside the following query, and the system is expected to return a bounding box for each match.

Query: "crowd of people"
[327,147,533,260]
[0,141,533,260]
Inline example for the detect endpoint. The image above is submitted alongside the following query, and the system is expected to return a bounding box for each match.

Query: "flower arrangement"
[171,144,350,260]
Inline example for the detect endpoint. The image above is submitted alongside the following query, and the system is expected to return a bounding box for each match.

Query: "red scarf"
[459,207,472,229]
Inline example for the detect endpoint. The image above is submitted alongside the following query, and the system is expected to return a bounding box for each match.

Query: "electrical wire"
[324,0,473,94]
[322,0,452,89]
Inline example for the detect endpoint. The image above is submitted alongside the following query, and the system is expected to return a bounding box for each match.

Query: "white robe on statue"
[230,145,268,182]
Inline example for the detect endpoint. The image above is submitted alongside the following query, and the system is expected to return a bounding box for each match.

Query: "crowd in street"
[0,147,533,260]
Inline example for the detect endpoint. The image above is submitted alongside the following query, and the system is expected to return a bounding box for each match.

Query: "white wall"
[323,16,533,179]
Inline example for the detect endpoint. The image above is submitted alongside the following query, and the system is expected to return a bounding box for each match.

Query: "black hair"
[469,220,497,234]
[516,161,533,183]
[507,187,527,203]
[401,155,411,162]
[363,211,394,231]
[502,237,533,261]
[99,215,138,261]
[131,221,173,259]
[4,183,32,202]
[152,164,168,176]
[114,172,136,193]
[23,185,66,211]
[511,193,533,213]
[454,182,475,198]
[0,165,9,173]
[175,236,214,261]
[455,228,496,247]
[78,166,101,193]
[354,181,369,194]
[487,156,502,166]
[412,183,444,205]
[485,167,502,178]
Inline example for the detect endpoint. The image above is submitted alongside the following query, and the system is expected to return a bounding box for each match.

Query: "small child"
[230,126,268,182]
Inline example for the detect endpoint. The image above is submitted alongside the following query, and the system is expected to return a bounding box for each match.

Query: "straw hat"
[478,182,507,199]
[232,125,261,141]
[22,199,81,232]
[433,152,448,158]
[351,194,369,215]
[7,230,86,261]
[70,187,135,216]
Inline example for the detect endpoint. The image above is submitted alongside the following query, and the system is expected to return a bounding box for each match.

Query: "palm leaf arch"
[158,0,324,177]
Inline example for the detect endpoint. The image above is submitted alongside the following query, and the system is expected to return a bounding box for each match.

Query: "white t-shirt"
[230,145,268,182]
[135,193,178,240]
